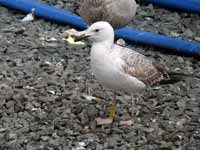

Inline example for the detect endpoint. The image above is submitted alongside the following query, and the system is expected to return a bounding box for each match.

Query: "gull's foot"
[95,118,113,125]
[116,38,126,47]
[119,120,133,126]
[95,118,133,126]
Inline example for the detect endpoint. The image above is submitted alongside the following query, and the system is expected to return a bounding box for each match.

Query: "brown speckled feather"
[77,0,104,25]
[120,48,169,86]
[77,0,137,28]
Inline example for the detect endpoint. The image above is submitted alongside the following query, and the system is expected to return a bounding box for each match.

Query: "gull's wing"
[77,0,105,25]
[102,0,137,28]
[117,46,169,85]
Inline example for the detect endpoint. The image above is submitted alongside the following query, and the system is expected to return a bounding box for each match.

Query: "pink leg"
[131,94,135,117]
[119,94,135,126]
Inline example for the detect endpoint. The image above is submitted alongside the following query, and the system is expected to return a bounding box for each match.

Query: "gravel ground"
[0,1,200,149]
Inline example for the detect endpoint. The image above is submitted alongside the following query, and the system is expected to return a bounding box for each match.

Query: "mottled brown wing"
[103,0,137,28]
[77,0,137,28]
[77,0,105,25]
[121,50,168,85]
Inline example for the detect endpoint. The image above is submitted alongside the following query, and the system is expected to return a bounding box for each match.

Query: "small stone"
[119,120,133,126]
[8,133,17,139]
[0,128,6,132]
[177,57,184,63]
[194,37,200,41]
[170,31,179,37]
[176,118,186,129]
[78,142,86,147]
[41,136,49,141]
[183,29,193,38]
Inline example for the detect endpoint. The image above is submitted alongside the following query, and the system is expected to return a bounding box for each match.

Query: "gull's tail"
[153,63,196,85]
[161,72,196,84]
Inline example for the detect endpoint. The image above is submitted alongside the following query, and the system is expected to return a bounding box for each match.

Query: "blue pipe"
[115,28,200,56]
[0,0,88,29]
[144,0,200,14]
[0,0,200,57]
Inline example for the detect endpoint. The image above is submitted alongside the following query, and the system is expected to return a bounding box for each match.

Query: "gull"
[65,21,172,125]
[76,0,137,29]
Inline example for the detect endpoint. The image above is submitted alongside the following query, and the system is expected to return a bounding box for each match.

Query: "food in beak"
[63,29,86,47]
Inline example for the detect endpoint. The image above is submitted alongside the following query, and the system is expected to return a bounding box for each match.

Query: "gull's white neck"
[90,40,113,65]
[91,40,113,53]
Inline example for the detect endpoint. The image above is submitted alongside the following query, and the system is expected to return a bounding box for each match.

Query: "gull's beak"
[63,28,92,41]
[75,30,91,41]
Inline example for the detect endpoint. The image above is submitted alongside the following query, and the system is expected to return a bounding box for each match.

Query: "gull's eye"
[94,29,100,32]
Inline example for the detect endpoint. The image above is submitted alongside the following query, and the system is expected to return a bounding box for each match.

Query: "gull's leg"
[109,92,117,121]
[119,94,135,126]
[131,94,136,117]
[95,92,116,125]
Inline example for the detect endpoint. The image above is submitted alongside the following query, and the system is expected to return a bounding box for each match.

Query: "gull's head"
[79,21,114,44]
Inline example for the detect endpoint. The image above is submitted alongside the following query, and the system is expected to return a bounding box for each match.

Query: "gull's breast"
[90,52,145,93]
[91,56,120,89]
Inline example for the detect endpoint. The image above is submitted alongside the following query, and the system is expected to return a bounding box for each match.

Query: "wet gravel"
[0,0,200,149]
